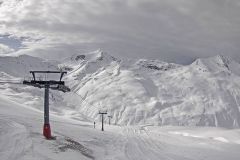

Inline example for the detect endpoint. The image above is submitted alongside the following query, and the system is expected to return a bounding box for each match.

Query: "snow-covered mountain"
[0,54,58,79]
[1,51,240,128]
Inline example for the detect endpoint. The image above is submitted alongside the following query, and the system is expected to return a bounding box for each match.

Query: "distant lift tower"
[99,111,107,131]
[23,71,70,139]
[108,115,112,125]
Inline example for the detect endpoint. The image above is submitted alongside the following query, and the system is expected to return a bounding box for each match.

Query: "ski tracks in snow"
[121,126,172,160]
[0,117,34,160]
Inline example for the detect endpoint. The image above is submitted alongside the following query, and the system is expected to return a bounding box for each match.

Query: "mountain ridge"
[1,52,240,128]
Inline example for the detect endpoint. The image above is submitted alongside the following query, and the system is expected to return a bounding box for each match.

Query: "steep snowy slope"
[1,52,240,128]
[57,51,240,128]
[152,56,240,128]
[0,55,58,78]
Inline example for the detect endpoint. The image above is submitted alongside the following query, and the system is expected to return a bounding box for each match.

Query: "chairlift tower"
[108,115,112,125]
[23,71,70,139]
[99,111,107,131]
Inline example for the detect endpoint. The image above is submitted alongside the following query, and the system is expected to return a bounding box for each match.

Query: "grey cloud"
[0,0,240,64]
[0,43,14,54]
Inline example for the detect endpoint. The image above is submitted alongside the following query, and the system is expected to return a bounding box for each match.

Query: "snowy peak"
[192,55,230,70]
[59,50,120,87]
[191,55,240,76]
[87,49,118,62]
[67,50,118,63]
[60,50,119,72]
[207,55,232,70]
[135,59,181,71]
[216,55,231,67]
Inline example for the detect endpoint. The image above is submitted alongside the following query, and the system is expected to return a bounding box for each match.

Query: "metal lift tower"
[108,115,112,125]
[23,71,70,139]
[99,111,107,131]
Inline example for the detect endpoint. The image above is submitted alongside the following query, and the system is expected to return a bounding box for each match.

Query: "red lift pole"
[23,71,70,139]
[43,85,51,138]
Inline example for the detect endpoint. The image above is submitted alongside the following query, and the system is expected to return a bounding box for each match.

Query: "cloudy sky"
[0,0,239,64]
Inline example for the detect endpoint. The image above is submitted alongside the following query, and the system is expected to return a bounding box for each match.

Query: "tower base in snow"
[43,123,51,139]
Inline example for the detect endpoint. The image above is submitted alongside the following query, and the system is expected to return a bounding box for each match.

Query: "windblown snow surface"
[1,51,240,160]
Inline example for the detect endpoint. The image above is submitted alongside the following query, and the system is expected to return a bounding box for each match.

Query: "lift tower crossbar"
[23,71,70,139]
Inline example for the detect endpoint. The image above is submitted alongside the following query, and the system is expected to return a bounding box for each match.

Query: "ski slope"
[1,95,240,160]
